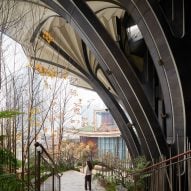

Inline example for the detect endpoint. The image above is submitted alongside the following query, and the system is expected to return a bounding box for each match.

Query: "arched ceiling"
[0,0,186,161]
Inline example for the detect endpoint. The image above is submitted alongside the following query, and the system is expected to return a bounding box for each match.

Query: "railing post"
[59,175,61,191]
[188,154,191,191]
[52,167,55,191]
[35,142,61,191]
[37,150,41,191]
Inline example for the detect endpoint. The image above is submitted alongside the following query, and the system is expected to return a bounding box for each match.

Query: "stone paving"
[41,170,106,191]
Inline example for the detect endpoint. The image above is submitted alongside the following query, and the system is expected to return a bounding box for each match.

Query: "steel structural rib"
[81,40,141,158]
[40,0,168,160]
[119,0,185,155]
[32,18,140,157]
[33,38,140,158]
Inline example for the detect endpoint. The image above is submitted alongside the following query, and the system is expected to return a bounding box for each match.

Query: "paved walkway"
[41,170,106,191]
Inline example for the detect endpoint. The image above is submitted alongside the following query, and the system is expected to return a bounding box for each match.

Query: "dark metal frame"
[34,35,141,158]
[40,0,168,160]
[0,0,185,159]
[119,0,185,155]
[34,142,61,191]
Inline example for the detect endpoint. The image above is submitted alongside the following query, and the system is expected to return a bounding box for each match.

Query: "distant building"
[79,110,128,160]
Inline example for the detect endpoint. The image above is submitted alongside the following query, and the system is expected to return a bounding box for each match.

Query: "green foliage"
[92,159,100,166]
[0,149,18,171]
[126,156,149,191]
[94,174,116,191]
[0,138,23,191]
[16,159,22,168]
[0,135,7,141]
[58,162,80,172]
[0,110,23,119]
[105,182,116,191]
[0,173,23,191]
[95,156,149,191]
[0,111,24,191]
[133,156,150,171]
[93,172,104,180]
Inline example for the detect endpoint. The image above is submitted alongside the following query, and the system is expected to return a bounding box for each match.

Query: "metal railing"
[95,150,191,191]
[140,150,191,191]
[34,142,61,191]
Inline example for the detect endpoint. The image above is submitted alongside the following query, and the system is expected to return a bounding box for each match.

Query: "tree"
[0,110,23,191]
[0,6,83,188]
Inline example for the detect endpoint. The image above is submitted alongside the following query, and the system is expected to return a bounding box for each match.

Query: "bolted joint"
[127,123,133,128]
[158,59,164,66]
[106,69,112,75]
[161,113,168,118]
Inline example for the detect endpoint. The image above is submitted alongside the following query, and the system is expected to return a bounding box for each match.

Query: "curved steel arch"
[81,40,141,157]
[119,0,185,154]
[32,39,140,158]
[40,0,168,160]
[87,72,141,159]
[28,12,140,158]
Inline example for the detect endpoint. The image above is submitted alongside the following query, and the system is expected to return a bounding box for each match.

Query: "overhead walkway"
[41,170,105,191]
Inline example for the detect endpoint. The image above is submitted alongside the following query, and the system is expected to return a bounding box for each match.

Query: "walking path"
[41,170,106,191]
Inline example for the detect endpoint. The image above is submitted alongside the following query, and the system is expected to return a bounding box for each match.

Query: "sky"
[1,34,107,124]
[2,35,28,72]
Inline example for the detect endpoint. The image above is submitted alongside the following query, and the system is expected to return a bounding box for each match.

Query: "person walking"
[85,160,93,191]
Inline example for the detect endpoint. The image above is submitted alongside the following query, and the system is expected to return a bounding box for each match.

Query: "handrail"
[96,151,191,190]
[102,150,191,177]
[34,142,56,167]
[143,150,191,172]
[41,156,61,179]
[34,142,61,191]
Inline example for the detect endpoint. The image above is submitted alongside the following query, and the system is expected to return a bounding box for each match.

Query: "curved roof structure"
[0,0,188,162]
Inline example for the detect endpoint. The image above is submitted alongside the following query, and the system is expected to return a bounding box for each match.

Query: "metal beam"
[40,0,169,160]
[119,0,185,155]
[34,36,140,158]
[81,40,141,157]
